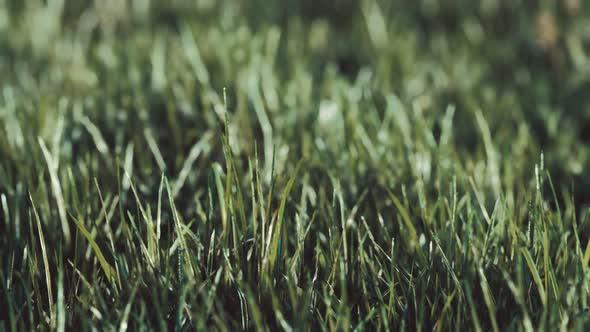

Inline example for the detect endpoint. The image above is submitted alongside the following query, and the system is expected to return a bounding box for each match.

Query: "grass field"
[1,0,590,330]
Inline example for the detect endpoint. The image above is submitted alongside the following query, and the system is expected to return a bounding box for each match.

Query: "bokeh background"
[2,0,588,199]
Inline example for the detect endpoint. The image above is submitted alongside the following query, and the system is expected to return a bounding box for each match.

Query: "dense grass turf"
[1,0,590,330]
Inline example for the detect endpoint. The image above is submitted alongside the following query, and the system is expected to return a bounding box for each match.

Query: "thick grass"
[1,0,590,330]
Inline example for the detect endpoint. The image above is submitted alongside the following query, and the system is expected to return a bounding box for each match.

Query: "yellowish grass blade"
[521,247,547,306]
[386,189,425,263]
[71,214,115,283]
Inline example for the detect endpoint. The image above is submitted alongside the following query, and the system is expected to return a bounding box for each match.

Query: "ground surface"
[1,0,590,330]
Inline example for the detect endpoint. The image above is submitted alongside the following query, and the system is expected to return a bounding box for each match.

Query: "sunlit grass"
[1,0,590,330]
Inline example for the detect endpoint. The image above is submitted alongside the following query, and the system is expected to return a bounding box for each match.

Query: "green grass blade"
[30,194,54,328]
[70,214,115,283]
[386,189,425,263]
[268,160,303,276]
[521,247,547,306]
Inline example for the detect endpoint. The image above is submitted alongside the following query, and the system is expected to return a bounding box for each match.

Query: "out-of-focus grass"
[1,0,590,330]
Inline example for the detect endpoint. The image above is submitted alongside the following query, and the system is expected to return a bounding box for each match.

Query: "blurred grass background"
[1,0,589,192]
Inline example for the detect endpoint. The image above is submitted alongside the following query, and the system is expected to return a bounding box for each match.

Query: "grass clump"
[1,0,590,330]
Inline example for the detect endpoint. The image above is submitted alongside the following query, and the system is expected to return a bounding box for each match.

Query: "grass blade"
[70,213,115,283]
[268,160,304,276]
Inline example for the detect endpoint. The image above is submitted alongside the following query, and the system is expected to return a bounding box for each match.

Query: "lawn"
[1,0,590,330]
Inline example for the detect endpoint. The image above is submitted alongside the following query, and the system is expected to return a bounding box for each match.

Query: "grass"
[1,0,590,330]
